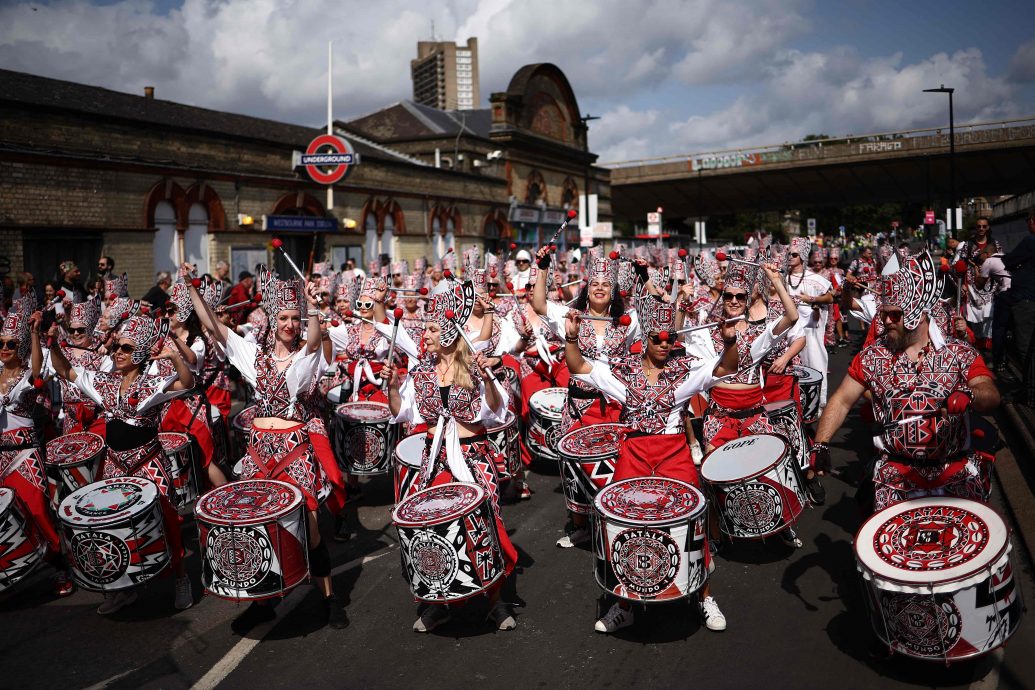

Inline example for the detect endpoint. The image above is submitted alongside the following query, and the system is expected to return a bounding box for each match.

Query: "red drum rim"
[595,476,706,528]
[529,387,566,419]
[231,405,258,431]
[392,482,486,528]
[854,496,1011,591]
[44,431,105,467]
[335,401,392,423]
[557,423,626,462]
[485,414,518,434]
[701,434,788,484]
[790,365,822,383]
[394,432,427,469]
[195,479,304,526]
[158,432,192,451]
[59,477,160,527]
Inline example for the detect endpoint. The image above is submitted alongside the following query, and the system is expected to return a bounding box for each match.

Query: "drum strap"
[249,442,310,482]
[567,384,605,420]
[705,405,763,420]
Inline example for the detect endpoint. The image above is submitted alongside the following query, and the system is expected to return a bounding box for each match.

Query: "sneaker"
[326,596,349,630]
[519,482,533,500]
[97,589,138,615]
[54,572,75,598]
[594,601,634,633]
[699,596,727,631]
[333,515,351,542]
[174,576,193,610]
[231,602,276,635]
[556,526,591,548]
[807,476,826,505]
[690,442,703,466]
[837,339,848,349]
[487,601,517,631]
[413,605,451,633]
[781,528,803,549]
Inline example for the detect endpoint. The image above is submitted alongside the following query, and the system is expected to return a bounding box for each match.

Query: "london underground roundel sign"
[301,134,356,185]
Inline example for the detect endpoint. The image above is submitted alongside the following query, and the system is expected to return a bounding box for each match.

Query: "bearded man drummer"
[812,249,999,513]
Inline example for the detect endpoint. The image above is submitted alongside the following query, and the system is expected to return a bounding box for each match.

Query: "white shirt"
[979,256,1011,294]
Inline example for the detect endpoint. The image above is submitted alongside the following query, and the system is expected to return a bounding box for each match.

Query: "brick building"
[0,62,608,298]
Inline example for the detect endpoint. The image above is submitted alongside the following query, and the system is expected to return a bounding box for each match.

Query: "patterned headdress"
[788,237,812,265]
[828,247,841,261]
[257,265,303,317]
[637,294,675,341]
[586,246,618,287]
[312,262,333,295]
[105,272,129,300]
[695,255,722,289]
[526,264,556,293]
[333,271,359,305]
[106,298,141,330]
[68,298,100,333]
[880,249,939,330]
[116,316,169,365]
[199,275,225,308]
[390,260,409,276]
[414,257,428,275]
[724,259,760,294]
[1,295,35,362]
[168,276,193,320]
[399,271,426,292]
[424,279,476,347]
[616,260,637,297]
[359,273,388,299]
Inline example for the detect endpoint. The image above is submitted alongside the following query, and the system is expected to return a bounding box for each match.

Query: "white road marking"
[82,666,140,690]
[191,546,395,690]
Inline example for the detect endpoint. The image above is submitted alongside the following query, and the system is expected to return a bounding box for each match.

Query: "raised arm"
[531,247,550,316]
[48,333,76,382]
[29,311,43,380]
[182,263,228,345]
[562,310,590,375]
[154,340,195,391]
[475,296,494,342]
[764,264,799,334]
[304,281,322,355]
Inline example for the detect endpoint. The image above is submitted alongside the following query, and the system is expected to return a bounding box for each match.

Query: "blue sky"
[2,0,1032,161]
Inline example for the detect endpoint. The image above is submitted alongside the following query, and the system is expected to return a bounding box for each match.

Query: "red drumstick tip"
[108,293,117,301]
[550,244,557,251]
[190,278,201,288]
[509,242,517,250]
[120,312,130,320]
[443,269,453,279]
[393,307,404,319]
[33,377,44,389]
[271,238,283,249]
[658,331,670,342]
[954,260,967,274]
[345,309,354,318]
[939,264,950,273]
[57,290,66,298]
[506,282,514,291]
[418,287,428,296]
[60,340,68,348]
[618,314,632,326]
[331,319,340,327]
[678,248,688,258]
[566,209,578,219]
[609,251,619,260]
[619,289,628,298]
[716,251,728,261]
[444,309,455,319]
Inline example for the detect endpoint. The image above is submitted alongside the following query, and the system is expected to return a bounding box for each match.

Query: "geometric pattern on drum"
[608,355,702,434]
[408,356,483,424]
[711,321,768,385]
[557,423,623,491]
[394,484,503,602]
[702,410,776,448]
[854,338,979,461]
[341,418,391,474]
[0,488,48,592]
[791,366,822,423]
[597,477,703,523]
[871,503,989,572]
[872,454,990,512]
[417,438,503,516]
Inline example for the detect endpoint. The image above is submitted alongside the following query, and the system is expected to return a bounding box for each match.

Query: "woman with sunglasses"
[327,275,392,404]
[47,312,197,614]
[386,282,518,633]
[784,238,834,413]
[564,295,740,633]
[185,263,348,632]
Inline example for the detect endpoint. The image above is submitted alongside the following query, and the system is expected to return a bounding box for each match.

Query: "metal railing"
[604,116,1035,175]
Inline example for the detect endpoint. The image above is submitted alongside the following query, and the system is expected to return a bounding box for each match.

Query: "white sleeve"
[624,310,642,345]
[223,328,259,387]
[374,319,420,360]
[188,338,206,376]
[573,361,627,405]
[749,320,788,362]
[541,301,570,340]
[495,319,521,357]
[285,347,323,398]
[673,354,723,403]
[328,324,350,357]
[71,368,104,406]
[137,374,187,412]
[477,377,510,427]
[390,373,423,425]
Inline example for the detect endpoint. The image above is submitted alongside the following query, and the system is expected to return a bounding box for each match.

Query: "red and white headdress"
[105,273,129,300]
[69,298,100,333]
[586,246,618,287]
[168,276,193,319]
[788,237,812,265]
[257,265,303,317]
[695,254,722,289]
[360,273,388,300]
[1,294,35,362]
[390,260,409,276]
[724,259,760,294]
[106,298,141,331]
[199,275,225,308]
[424,279,476,347]
[637,294,674,341]
[116,316,169,365]
[312,262,333,295]
[333,271,359,305]
[880,249,939,330]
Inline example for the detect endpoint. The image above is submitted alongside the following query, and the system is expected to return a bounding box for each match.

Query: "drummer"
[47,313,195,614]
[563,294,740,633]
[46,298,110,436]
[2,299,69,596]
[185,264,349,631]
[327,274,391,403]
[812,249,999,513]
[784,238,833,415]
[386,278,518,633]
[532,246,639,548]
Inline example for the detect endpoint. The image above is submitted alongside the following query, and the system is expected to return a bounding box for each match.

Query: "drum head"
[393,482,486,528]
[529,388,566,419]
[60,477,160,527]
[336,401,392,423]
[395,433,427,468]
[701,434,787,483]
[45,432,105,467]
[196,479,304,526]
[855,497,1010,588]
[232,405,257,431]
[792,366,822,384]
[557,423,625,462]
[158,432,191,452]
[595,477,706,527]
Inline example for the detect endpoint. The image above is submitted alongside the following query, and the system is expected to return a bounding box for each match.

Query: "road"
[2,346,1034,689]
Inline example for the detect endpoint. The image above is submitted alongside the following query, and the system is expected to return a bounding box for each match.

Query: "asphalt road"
[2,345,1034,690]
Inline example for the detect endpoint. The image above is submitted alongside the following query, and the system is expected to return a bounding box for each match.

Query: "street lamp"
[923,84,955,238]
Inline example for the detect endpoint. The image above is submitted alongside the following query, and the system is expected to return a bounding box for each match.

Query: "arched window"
[525,169,547,205]
[561,177,579,211]
[185,203,210,275]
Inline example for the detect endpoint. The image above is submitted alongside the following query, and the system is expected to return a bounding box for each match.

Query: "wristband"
[565,336,579,343]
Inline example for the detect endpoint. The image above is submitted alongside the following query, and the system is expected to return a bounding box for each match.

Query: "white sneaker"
[690,442,704,466]
[413,605,451,633]
[595,601,634,633]
[174,576,193,610]
[97,589,138,615]
[556,526,591,548]
[699,596,727,631]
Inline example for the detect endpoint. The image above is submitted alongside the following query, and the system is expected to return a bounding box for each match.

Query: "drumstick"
[559,278,584,289]
[382,308,403,389]
[579,314,633,324]
[447,311,499,383]
[675,315,745,334]
[270,238,325,306]
[543,209,578,250]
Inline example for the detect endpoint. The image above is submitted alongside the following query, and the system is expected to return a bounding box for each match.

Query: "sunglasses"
[789,253,800,258]
[68,327,88,335]
[976,224,989,228]
[647,334,670,345]
[0,340,18,351]
[722,291,748,302]
[880,310,903,324]
[114,343,136,354]
[355,300,374,310]
[516,260,530,264]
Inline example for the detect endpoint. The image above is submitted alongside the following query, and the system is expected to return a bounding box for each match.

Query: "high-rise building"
[411,37,480,111]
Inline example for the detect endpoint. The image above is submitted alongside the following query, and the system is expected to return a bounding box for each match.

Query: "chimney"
[144,86,154,99]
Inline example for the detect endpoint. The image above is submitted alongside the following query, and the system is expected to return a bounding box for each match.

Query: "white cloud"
[1008,39,1035,83]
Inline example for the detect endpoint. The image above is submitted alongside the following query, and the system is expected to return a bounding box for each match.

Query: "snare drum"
[763,401,810,472]
[230,405,257,461]
[855,497,1022,662]
[334,401,397,475]
[791,366,823,423]
[159,432,199,507]
[0,488,48,592]
[486,412,519,483]
[59,477,170,591]
[592,477,709,602]
[393,482,504,602]
[44,432,105,505]
[528,388,566,461]
[556,423,624,515]
[195,479,309,601]
[701,434,807,539]
[393,433,426,504]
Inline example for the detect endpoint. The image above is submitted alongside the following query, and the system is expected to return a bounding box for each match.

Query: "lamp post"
[579,114,600,248]
[923,84,955,238]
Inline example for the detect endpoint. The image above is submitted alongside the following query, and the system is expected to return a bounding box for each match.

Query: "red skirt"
[206,385,233,420]
[161,397,215,469]
[63,401,106,437]
[612,433,700,487]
